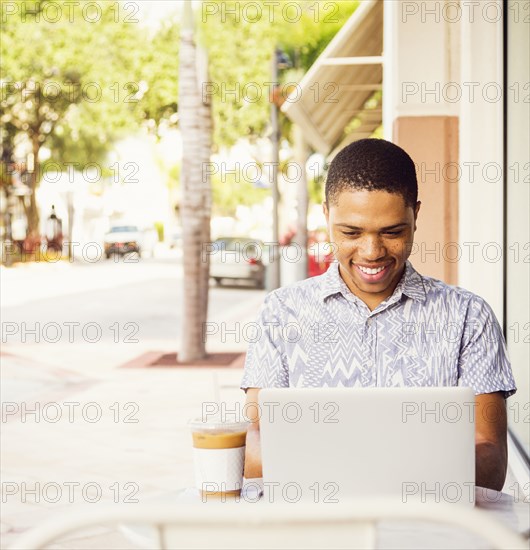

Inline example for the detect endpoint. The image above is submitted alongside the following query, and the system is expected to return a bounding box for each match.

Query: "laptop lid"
[258,387,475,506]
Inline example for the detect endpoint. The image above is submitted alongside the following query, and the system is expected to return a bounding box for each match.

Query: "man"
[241,139,516,491]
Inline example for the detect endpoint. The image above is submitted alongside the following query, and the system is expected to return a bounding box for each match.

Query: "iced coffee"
[189,418,249,498]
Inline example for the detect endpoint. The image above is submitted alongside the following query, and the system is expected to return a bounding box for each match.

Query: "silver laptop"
[259,387,475,506]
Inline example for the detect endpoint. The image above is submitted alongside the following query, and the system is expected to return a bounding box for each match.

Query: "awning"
[281,0,383,156]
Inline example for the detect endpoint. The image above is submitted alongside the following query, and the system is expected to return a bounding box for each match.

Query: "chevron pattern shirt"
[241,260,516,397]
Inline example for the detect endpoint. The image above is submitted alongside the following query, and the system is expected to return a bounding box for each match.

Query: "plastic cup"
[189,418,249,499]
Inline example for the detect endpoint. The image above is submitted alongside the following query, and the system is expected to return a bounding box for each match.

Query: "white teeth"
[358,265,386,275]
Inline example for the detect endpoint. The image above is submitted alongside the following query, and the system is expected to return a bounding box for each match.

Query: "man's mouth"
[357,265,386,275]
[353,262,392,282]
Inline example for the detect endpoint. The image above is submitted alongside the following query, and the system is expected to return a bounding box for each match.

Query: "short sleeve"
[240,291,289,390]
[458,295,516,398]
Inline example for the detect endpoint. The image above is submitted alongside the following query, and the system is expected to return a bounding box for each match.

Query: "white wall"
[384,0,506,320]
[506,0,530,448]
[458,0,505,322]
[384,2,527,447]
[383,0,459,130]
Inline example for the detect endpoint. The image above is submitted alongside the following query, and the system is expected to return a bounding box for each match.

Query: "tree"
[0,0,143,237]
[199,1,358,149]
[197,1,359,282]
[199,2,274,148]
[135,20,180,133]
[178,0,213,362]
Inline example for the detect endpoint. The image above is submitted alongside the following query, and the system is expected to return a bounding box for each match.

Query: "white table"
[121,481,529,550]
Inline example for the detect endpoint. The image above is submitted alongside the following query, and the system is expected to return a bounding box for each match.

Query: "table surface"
[121,480,529,550]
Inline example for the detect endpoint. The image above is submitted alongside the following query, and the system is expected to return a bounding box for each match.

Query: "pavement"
[1,349,247,549]
[1,253,260,549]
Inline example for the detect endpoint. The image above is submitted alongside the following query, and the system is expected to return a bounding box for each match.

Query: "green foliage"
[308,172,326,206]
[167,162,181,192]
[135,19,180,131]
[197,0,358,150]
[0,0,179,170]
[1,0,362,220]
[276,1,359,71]
[154,221,164,242]
[198,1,275,147]
[211,170,269,217]
[1,1,138,168]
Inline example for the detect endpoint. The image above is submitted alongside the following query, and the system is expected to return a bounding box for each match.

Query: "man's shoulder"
[414,266,490,308]
[267,271,327,305]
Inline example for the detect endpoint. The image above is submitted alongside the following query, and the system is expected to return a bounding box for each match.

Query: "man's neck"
[338,263,406,312]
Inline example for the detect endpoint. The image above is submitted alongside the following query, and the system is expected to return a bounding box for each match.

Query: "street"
[1,249,266,377]
[0,251,266,548]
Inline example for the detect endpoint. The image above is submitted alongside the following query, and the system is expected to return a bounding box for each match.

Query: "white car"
[209,237,265,289]
[103,225,145,258]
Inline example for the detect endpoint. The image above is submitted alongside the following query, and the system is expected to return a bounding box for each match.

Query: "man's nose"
[359,236,386,260]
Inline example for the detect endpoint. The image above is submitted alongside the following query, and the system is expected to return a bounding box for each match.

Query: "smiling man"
[241,139,516,491]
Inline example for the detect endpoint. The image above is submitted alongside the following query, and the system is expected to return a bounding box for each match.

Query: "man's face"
[323,189,420,309]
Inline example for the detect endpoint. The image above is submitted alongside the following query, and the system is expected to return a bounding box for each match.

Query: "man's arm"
[243,388,262,479]
[475,392,508,491]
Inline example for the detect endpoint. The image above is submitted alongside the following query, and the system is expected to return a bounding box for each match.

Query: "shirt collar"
[320,260,426,305]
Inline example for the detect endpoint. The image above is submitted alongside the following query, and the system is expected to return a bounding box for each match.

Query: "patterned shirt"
[241,260,516,397]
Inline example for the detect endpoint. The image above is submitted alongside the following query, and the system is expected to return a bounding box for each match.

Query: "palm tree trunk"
[178,0,212,362]
[293,124,309,280]
[25,136,41,239]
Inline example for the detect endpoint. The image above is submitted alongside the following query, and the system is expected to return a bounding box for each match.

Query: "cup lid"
[188,416,250,431]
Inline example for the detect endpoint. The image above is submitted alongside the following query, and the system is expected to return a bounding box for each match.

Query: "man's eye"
[384,231,402,236]
[343,232,359,237]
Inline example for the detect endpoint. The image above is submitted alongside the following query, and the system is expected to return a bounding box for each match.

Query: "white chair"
[9,499,529,550]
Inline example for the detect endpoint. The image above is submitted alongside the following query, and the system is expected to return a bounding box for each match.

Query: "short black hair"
[325,138,418,208]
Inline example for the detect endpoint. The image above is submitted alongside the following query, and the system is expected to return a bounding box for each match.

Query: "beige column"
[393,116,459,284]
[383,0,461,284]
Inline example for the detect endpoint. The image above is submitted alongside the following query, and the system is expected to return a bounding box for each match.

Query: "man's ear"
[322,201,329,224]
[413,201,421,231]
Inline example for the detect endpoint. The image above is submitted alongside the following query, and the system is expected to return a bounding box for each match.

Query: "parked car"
[103,225,142,258]
[209,237,265,289]
[168,227,182,249]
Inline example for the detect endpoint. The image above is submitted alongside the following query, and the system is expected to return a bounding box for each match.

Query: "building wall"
[393,116,459,284]
[383,0,460,284]
[384,0,528,447]
[458,0,504,319]
[506,0,530,448]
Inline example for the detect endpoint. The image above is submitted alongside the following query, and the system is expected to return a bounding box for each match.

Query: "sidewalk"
[1,350,247,549]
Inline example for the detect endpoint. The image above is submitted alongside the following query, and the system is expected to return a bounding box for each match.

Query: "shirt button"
[366,319,373,327]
